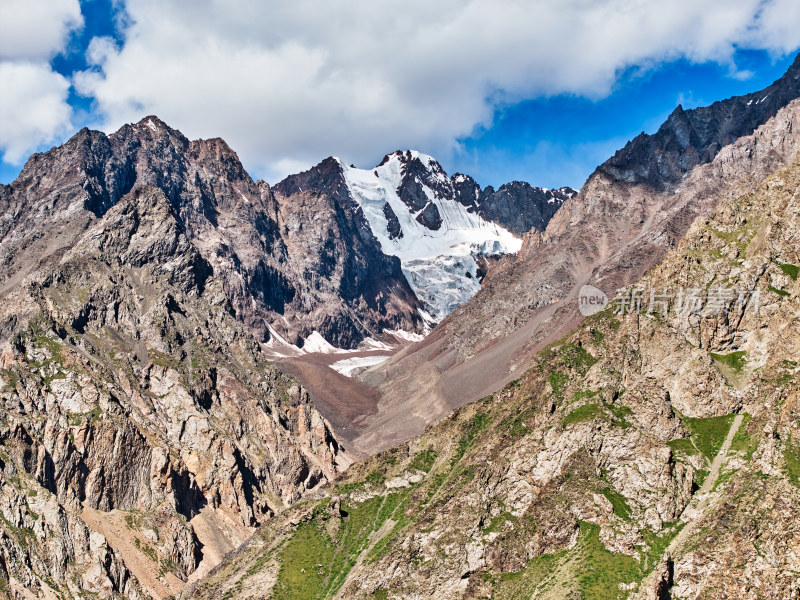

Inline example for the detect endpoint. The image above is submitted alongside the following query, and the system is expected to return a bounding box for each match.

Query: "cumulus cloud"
[0,62,73,163]
[0,0,82,166]
[0,0,82,61]
[44,1,800,180]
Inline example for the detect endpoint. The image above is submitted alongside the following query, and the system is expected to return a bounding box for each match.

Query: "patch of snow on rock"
[329,355,390,377]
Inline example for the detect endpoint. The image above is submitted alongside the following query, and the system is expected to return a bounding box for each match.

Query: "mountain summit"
[275,150,572,321]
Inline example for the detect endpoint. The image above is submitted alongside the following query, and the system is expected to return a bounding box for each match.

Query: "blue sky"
[457,51,799,189]
[2,1,800,190]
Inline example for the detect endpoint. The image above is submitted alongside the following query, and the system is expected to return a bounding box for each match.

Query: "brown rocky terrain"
[0,117,422,351]
[452,174,575,237]
[0,184,349,598]
[186,123,800,600]
[0,109,576,598]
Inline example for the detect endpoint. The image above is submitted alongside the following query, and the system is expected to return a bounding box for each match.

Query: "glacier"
[340,151,522,322]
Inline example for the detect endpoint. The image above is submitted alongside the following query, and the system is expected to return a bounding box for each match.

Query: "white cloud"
[0,62,73,163]
[50,1,800,181]
[0,0,81,167]
[0,0,82,61]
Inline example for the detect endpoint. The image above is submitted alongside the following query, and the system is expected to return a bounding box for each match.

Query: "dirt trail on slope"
[332,518,397,600]
[634,414,744,598]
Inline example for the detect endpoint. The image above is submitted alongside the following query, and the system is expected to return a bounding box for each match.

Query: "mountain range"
[0,53,799,600]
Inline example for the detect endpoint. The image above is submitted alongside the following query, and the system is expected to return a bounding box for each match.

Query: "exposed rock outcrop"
[0,185,348,598]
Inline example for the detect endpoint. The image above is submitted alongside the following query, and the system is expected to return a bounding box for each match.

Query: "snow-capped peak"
[341,152,522,321]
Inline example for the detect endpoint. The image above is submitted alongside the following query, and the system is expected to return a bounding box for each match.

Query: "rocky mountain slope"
[349,53,800,455]
[0,113,570,598]
[185,120,800,600]
[0,117,423,351]
[0,184,349,599]
[452,174,574,237]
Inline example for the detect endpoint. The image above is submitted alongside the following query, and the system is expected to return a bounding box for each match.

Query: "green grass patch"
[272,521,336,600]
[501,407,534,438]
[364,470,386,487]
[547,369,569,400]
[148,350,180,368]
[706,226,749,254]
[0,369,18,390]
[483,548,568,598]
[124,510,145,530]
[710,351,748,374]
[693,468,710,490]
[728,414,757,460]
[68,406,102,427]
[607,403,633,429]
[408,449,437,473]
[667,438,699,457]
[783,440,800,488]
[573,389,601,403]
[558,343,598,373]
[577,522,641,599]
[776,360,798,385]
[483,511,515,535]
[777,262,799,281]
[563,403,605,427]
[640,523,684,571]
[769,285,791,298]
[680,413,737,462]
[453,412,492,463]
[601,487,632,521]
[273,492,410,600]
[134,538,158,562]
[33,334,64,364]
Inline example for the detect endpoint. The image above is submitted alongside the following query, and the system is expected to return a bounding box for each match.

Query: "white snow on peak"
[341,154,521,321]
[265,322,397,357]
[360,338,395,351]
[146,119,158,132]
[263,322,303,357]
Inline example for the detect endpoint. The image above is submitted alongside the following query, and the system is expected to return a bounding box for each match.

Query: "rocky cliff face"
[0,117,422,351]
[452,174,575,236]
[0,119,565,353]
[600,52,800,189]
[185,125,800,600]
[0,184,349,598]
[270,157,424,347]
